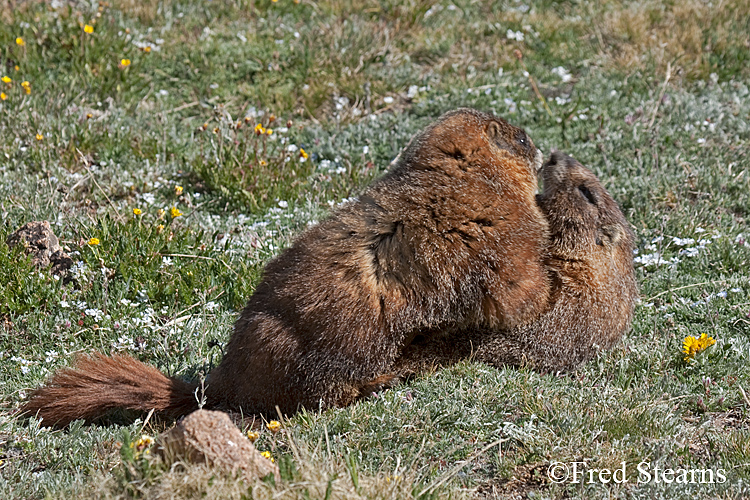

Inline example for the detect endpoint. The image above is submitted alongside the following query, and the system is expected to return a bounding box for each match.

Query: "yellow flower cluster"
[0,76,32,100]
[260,450,275,462]
[132,434,154,449]
[16,37,25,46]
[133,208,142,215]
[254,123,273,136]
[266,420,281,433]
[683,333,716,361]
[246,430,260,442]
[84,24,94,34]
[170,206,182,218]
[130,434,154,459]
[88,237,100,246]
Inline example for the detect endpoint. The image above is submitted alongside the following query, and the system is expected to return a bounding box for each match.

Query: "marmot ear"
[487,121,511,151]
[598,224,624,246]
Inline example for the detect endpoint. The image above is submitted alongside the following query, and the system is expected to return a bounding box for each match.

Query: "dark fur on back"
[21,108,550,426]
[396,151,638,373]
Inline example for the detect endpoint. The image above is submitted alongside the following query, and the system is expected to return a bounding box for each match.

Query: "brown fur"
[395,151,638,374]
[21,108,549,426]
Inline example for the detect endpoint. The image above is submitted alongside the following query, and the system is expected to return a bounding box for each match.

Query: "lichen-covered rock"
[158,409,280,483]
[6,221,73,276]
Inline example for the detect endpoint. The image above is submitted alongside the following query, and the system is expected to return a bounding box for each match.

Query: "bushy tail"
[20,353,199,427]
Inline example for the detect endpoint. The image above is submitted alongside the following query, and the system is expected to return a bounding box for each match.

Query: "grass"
[1,0,749,498]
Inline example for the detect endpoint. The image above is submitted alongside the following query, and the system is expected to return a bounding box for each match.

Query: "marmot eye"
[519,137,526,145]
[578,184,597,204]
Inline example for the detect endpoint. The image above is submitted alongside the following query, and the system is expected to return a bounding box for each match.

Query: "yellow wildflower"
[156,224,165,232]
[16,37,25,46]
[299,148,309,160]
[120,58,131,67]
[259,159,268,167]
[133,208,142,215]
[246,431,260,442]
[254,123,266,135]
[88,237,100,246]
[86,113,93,119]
[35,133,43,141]
[170,206,182,218]
[683,333,716,361]
[0,92,6,101]
[14,65,19,71]
[132,434,154,449]
[266,128,273,135]
[157,208,165,219]
[21,81,30,94]
[260,451,275,462]
[130,434,154,458]
[174,185,183,196]
[1,76,11,84]
[143,46,151,53]
[84,24,94,34]
[266,420,281,433]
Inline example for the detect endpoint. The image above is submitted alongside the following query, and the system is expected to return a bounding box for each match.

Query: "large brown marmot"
[21,108,550,426]
[395,151,638,374]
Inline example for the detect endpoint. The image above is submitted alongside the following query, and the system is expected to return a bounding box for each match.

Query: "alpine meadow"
[1,1,749,498]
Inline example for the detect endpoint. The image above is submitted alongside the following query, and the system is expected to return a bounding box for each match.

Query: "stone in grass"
[158,409,280,483]
[6,221,73,277]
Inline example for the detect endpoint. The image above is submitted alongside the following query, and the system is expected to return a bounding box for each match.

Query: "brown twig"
[515,49,554,118]
[648,62,672,128]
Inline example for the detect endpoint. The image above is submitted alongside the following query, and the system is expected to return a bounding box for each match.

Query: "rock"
[158,409,280,483]
[6,221,73,276]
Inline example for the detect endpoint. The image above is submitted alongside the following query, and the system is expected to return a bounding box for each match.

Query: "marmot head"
[395,108,543,190]
[537,151,634,261]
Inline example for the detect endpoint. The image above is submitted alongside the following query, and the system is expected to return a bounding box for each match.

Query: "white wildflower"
[672,237,696,247]
[506,29,524,41]
[551,66,572,83]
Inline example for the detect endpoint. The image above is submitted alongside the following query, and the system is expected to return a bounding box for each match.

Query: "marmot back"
[397,151,638,373]
[21,108,551,426]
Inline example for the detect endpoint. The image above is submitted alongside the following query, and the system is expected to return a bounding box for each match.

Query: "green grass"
[1,0,750,498]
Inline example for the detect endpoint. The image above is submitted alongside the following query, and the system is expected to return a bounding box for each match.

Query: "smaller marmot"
[21,108,551,426]
[395,151,638,373]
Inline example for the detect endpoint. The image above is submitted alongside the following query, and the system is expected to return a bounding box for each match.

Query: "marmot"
[394,151,638,373]
[21,108,550,426]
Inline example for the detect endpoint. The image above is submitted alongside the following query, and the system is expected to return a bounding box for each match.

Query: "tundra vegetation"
[0,0,749,498]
